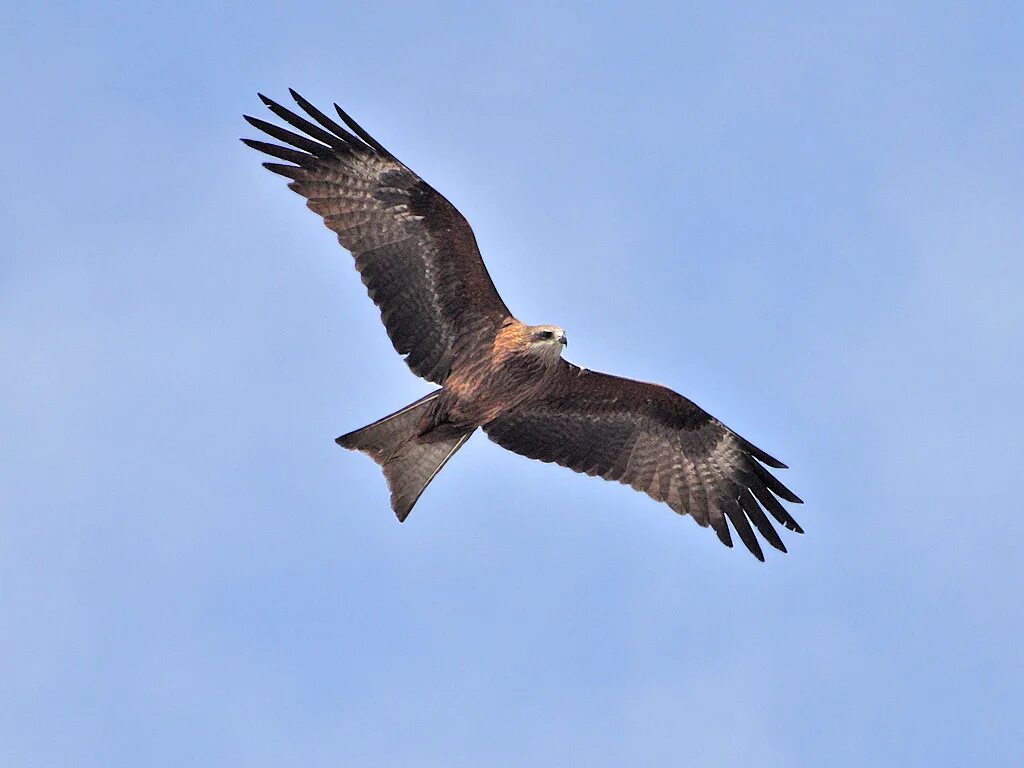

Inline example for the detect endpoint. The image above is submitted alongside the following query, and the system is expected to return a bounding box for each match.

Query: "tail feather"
[379,431,472,521]
[336,390,473,521]
[336,390,441,462]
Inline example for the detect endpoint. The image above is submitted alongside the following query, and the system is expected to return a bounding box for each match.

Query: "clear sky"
[2,1,1022,766]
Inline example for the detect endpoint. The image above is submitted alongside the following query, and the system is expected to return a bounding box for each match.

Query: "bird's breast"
[439,353,552,427]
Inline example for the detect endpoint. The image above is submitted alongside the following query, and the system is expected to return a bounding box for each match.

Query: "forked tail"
[335,390,473,521]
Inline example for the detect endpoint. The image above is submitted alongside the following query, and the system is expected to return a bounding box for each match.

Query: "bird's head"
[526,324,568,362]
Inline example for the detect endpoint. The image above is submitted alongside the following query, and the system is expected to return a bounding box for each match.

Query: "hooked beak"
[559,334,568,346]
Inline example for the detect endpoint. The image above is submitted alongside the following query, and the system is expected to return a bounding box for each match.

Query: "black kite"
[243,91,803,560]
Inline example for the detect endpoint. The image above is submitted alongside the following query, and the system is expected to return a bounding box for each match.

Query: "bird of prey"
[243,90,803,560]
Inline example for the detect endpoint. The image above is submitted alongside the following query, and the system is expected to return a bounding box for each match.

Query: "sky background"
[2,1,1022,766]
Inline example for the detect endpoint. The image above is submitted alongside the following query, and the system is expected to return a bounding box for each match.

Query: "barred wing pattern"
[243,91,510,384]
[484,362,803,559]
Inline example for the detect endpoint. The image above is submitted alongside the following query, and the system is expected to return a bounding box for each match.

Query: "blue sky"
[2,1,1022,765]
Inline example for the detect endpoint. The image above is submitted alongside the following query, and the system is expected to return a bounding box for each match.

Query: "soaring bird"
[243,91,803,560]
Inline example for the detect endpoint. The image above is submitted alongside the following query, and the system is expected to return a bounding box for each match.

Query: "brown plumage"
[243,90,803,560]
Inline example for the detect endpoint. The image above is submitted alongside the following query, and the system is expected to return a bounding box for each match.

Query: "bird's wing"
[483,362,803,560]
[243,91,511,384]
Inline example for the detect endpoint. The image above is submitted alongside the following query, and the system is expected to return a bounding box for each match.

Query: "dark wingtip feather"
[752,462,803,504]
[724,503,765,561]
[254,91,353,152]
[261,162,305,180]
[242,114,271,135]
[748,474,804,534]
[334,102,392,156]
[709,511,733,549]
[757,452,788,470]
[741,532,766,561]
[278,89,367,154]
[737,436,788,469]
[241,138,312,165]
[740,489,787,554]
[244,114,335,156]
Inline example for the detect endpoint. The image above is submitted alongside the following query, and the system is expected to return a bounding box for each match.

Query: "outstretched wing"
[484,362,803,560]
[243,91,511,384]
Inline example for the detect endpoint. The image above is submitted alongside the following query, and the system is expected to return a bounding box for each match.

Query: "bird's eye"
[538,330,553,340]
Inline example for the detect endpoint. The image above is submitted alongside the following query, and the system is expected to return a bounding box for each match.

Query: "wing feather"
[483,362,802,559]
[243,92,511,384]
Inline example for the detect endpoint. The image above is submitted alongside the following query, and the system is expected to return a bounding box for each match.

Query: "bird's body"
[244,91,803,559]
[440,320,567,426]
